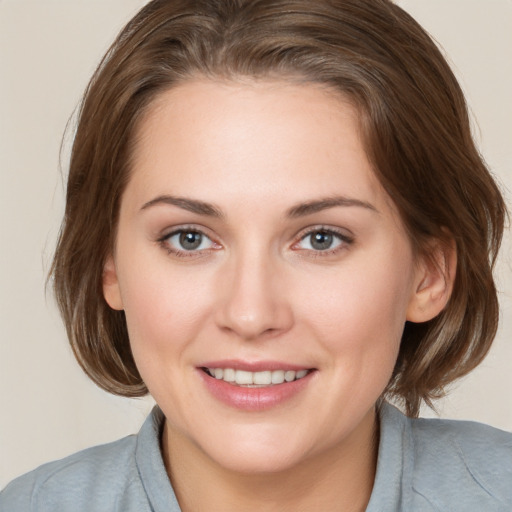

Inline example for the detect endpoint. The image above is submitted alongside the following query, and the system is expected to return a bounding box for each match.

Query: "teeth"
[235,370,253,385]
[271,370,285,384]
[223,368,235,382]
[206,368,310,386]
[253,371,272,385]
[285,370,295,382]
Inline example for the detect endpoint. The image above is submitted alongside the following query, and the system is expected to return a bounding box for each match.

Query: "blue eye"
[164,230,215,252]
[297,229,350,252]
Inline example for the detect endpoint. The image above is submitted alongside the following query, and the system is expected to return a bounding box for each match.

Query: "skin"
[103,79,453,511]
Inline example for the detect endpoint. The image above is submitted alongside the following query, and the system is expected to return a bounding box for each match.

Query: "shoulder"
[409,412,512,509]
[0,435,147,512]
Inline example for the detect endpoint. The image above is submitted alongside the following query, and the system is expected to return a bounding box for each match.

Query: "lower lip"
[198,370,315,412]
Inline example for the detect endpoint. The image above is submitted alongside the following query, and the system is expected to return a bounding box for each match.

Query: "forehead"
[125,79,391,215]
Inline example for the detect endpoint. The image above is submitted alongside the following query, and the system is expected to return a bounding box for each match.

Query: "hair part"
[51,0,506,416]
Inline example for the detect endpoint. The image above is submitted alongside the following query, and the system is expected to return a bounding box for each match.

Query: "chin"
[192,423,319,475]
[209,445,306,475]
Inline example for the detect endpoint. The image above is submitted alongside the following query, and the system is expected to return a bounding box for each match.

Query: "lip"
[197,360,316,412]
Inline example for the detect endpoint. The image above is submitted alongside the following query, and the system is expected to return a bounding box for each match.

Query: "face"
[104,79,434,474]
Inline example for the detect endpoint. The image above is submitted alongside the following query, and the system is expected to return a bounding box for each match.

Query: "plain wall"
[1,0,511,488]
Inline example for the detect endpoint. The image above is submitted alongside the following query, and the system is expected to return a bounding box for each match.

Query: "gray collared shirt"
[2,403,511,511]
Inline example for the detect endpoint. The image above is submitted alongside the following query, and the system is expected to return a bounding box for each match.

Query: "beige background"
[1,0,511,488]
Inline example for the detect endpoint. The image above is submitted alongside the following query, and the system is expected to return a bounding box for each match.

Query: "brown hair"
[51,0,506,416]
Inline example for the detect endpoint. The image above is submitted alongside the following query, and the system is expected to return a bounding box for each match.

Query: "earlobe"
[406,239,457,323]
[102,255,124,311]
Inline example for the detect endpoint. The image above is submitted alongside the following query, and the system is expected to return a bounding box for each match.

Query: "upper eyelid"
[295,225,354,241]
[158,225,214,241]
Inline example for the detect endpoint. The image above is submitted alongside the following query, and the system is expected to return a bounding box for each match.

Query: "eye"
[162,229,217,253]
[295,228,352,253]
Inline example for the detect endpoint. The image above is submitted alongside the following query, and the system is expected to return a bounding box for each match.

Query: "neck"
[162,408,379,512]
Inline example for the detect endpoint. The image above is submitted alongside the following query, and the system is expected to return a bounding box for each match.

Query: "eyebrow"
[140,195,224,218]
[286,196,378,217]
[140,194,378,218]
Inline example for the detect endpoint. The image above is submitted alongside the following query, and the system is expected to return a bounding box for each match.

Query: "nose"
[215,249,294,341]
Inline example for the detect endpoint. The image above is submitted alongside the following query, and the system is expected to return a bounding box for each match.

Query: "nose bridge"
[216,242,292,339]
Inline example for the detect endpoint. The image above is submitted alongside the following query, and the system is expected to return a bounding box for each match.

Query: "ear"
[406,238,456,323]
[102,255,124,311]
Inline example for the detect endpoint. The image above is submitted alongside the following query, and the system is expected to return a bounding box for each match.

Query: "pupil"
[311,231,333,250]
[179,231,202,250]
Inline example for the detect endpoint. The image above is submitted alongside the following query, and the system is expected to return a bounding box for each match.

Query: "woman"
[1,0,511,510]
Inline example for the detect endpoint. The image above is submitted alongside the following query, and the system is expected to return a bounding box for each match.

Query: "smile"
[198,361,316,411]
[203,368,310,387]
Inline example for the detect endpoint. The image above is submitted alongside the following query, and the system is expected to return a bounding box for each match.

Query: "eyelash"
[292,226,354,257]
[157,226,220,259]
[157,225,354,259]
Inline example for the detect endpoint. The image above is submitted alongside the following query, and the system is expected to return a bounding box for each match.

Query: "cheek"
[296,249,414,373]
[116,254,215,367]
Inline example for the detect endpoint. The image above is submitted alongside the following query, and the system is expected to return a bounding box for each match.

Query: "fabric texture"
[1,403,511,511]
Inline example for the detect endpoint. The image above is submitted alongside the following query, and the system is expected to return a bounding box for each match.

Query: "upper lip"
[198,359,314,372]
